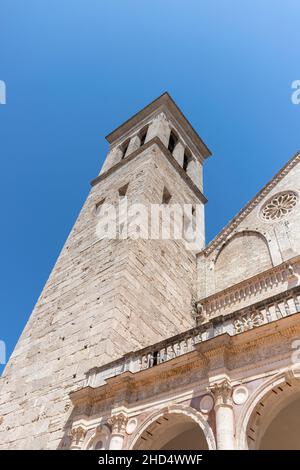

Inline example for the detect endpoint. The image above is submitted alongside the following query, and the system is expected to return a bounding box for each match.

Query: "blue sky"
[0,0,299,373]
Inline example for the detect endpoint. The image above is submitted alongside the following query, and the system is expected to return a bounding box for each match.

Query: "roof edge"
[105,92,212,159]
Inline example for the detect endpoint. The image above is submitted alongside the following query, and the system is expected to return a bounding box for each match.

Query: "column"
[108,413,128,450]
[100,146,124,175]
[145,112,171,147]
[172,141,185,166]
[186,158,203,191]
[125,135,141,157]
[209,379,235,450]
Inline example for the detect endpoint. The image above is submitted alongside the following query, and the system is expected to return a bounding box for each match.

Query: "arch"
[237,368,300,449]
[130,404,216,450]
[214,230,272,291]
[260,394,300,449]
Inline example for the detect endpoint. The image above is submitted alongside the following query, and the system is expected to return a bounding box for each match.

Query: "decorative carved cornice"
[104,92,211,158]
[69,285,300,413]
[70,311,300,413]
[234,310,264,334]
[90,136,207,204]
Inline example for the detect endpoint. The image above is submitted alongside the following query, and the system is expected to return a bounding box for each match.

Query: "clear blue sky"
[0,0,299,373]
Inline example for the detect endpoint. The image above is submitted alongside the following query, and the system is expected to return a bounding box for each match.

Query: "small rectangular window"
[162,186,172,204]
[119,183,129,197]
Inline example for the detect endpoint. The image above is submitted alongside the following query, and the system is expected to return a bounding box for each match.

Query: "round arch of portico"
[129,404,216,450]
[237,368,300,450]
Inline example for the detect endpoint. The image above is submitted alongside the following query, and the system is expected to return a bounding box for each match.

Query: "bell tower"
[0,93,211,449]
[90,92,211,352]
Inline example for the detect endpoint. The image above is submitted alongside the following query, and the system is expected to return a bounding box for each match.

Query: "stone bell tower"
[0,92,211,449]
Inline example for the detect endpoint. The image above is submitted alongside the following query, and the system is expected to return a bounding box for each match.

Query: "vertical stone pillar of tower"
[145,112,171,147]
[125,134,141,157]
[108,413,128,450]
[186,156,203,191]
[172,141,185,166]
[209,379,235,450]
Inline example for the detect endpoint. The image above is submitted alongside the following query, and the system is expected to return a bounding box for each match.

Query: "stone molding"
[105,92,211,159]
[75,285,300,394]
[90,136,207,203]
[70,308,300,414]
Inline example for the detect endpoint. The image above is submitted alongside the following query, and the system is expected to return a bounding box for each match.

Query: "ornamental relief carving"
[234,311,264,334]
[260,191,298,222]
[69,425,87,447]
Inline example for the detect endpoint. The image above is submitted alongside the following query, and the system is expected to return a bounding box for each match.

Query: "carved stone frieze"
[234,310,264,334]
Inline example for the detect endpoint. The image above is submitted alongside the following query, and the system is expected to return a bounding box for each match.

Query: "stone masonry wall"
[197,157,300,300]
[0,141,201,449]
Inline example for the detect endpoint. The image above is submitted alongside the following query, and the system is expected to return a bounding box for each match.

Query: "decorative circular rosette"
[260,191,298,221]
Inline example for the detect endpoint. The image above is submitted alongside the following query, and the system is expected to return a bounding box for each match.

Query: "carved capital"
[208,379,233,408]
[70,425,87,447]
[108,413,128,435]
[234,310,264,334]
[286,263,300,282]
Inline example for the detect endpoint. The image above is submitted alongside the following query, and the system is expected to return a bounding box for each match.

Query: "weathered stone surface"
[1,93,300,450]
[0,94,207,449]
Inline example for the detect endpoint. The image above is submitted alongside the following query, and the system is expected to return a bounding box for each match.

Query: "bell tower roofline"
[105,92,212,161]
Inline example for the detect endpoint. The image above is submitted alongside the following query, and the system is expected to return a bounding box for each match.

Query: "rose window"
[260,191,298,221]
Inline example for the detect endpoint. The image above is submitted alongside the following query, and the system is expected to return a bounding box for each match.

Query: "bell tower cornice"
[97,93,212,194]
[105,92,212,162]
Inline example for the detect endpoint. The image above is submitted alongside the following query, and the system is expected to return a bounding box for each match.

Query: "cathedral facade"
[1,93,300,450]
